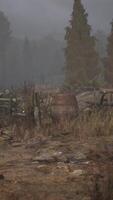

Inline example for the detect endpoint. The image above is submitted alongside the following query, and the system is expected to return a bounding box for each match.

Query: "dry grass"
[62,110,113,140]
[8,110,113,142]
[1,110,113,200]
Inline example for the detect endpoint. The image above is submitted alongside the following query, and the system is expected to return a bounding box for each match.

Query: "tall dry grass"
[9,110,113,142]
[62,110,113,140]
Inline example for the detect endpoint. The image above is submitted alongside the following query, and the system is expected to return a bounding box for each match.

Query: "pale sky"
[0,0,113,38]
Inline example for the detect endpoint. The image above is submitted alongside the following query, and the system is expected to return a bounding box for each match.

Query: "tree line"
[0,11,64,88]
[0,0,113,89]
[65,0,113,88]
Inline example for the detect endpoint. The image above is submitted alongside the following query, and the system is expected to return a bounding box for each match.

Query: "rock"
[68,169,84,179]
[66,152,87,164]
[36,165,51,174]
[12,142,23,147]
[67,169,84,181]
[0,174,5,180]
[33,151,87,164]
[74,152,87,160]
[33,151,64,163]
[72,169,84,176]
[56,162,70,173]
[33,154,56,163]
[53,152,67,162]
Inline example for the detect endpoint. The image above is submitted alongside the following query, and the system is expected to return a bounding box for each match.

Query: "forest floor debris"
[0,124,113,200]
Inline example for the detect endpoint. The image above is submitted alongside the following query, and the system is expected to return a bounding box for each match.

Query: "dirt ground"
[0,129,113,200]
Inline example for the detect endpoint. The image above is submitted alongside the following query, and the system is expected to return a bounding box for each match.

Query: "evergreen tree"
[65,0,99,88]
[6,38,23,85]
[95,30,107,58]
[105,21,113,86]
[23,37,33,81]
[0,11,11,86]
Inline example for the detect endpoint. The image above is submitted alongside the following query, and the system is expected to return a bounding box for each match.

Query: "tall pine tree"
[65,0,99,88]
[23,37,33,81]
[0,11,11,86]
[105,21,113,86]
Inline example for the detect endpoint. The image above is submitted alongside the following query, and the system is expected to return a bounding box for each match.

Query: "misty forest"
[1,1,113,200]
[0,0,110,88]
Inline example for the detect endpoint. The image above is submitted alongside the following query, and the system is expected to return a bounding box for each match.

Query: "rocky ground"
[0,128,113,200]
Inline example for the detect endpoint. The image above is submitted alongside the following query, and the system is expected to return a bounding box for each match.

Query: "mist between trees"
[0,0,112,88]
[0,11,65,88]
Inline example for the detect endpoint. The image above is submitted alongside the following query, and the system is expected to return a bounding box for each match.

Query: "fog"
[0,0,113,39]
[0,0,113,87]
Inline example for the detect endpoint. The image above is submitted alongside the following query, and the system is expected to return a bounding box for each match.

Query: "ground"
[0,127,113,200]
